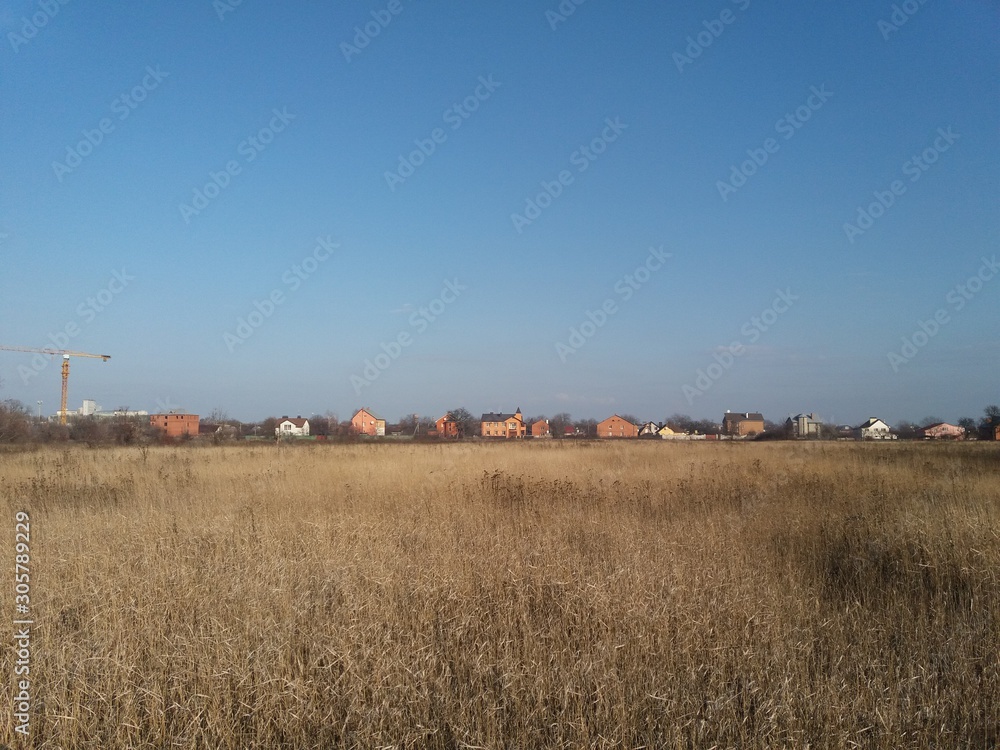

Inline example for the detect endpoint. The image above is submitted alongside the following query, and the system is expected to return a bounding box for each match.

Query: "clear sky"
[1,0,997,426]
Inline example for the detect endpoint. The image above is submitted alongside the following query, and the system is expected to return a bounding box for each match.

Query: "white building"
[855,417,895,440]
[275,417,310,437]
[71,400,148,418]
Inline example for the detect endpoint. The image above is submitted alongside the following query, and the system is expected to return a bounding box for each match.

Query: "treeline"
[0,400,157,446]
[1,399,998,446]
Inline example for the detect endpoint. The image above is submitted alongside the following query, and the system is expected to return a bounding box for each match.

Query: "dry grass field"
[1,440,998,748]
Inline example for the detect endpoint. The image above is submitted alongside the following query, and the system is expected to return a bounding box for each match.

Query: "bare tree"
[0,400,31,443]
[549,412,573,438]
[957,417,977,438]
[447,408,478,438]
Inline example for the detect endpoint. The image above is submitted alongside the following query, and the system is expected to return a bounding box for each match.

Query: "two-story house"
[854,417,894,440]
[275,416,310,437]
[597,415,639,438]
[723,411,765,437]
[786,413,822,438]
[480,409,526,438]
[351,408,386,437]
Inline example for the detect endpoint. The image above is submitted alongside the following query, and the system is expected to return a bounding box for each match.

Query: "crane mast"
[0,346,111,424]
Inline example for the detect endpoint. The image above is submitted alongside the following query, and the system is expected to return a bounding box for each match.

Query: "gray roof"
[481,411,522,422]
[724,412,764,422]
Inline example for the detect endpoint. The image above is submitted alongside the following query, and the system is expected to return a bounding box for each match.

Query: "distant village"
[8,398,997,445]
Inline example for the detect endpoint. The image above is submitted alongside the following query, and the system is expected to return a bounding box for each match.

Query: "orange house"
[597,415,638,438]
[150,412,200,438]
[351,408,385,436]
[531,419,550,437]
[725,411,765,437]
[480,409,526,438]
[435,414,459,438]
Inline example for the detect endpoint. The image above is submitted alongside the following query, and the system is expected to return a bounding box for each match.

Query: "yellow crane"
[0,346,111,425]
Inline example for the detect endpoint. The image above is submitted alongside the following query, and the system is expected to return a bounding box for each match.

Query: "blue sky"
[1,0,997,426]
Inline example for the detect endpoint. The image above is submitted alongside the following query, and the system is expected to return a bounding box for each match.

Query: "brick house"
[435,414,459,438]
[275,417,310,437]
[597,415,638,438]
[919,422,964,440]
[480,409,526,438]
[150,412,200,438]
[723,411,765,437]
[530,419,550,437]
[351,408,385,437]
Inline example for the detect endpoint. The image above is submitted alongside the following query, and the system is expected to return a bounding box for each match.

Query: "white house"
[855,417,894,440]
[638,421,661,437]
[275,416,310,437]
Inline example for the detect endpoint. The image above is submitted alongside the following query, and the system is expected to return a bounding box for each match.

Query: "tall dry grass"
[0,440,997,748]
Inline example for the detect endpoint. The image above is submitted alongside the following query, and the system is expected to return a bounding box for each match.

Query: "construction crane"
[0,346,111,425]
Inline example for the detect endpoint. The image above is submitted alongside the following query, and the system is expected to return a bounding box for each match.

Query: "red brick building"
[531,419,550,437]
[597,415,638,438]
[351,408,385,436]
[435,414,459,438]
[150,412,200,438]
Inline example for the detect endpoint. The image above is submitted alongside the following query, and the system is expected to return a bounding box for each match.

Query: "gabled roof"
[352,408,382,421]
[857,417,889,429]
[278,417,308,428]
[481,411,523,422]
[599,414,638,425]
[724,412,764,422]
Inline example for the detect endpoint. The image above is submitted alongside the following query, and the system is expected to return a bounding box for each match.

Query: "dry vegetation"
[0,440,998,748]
